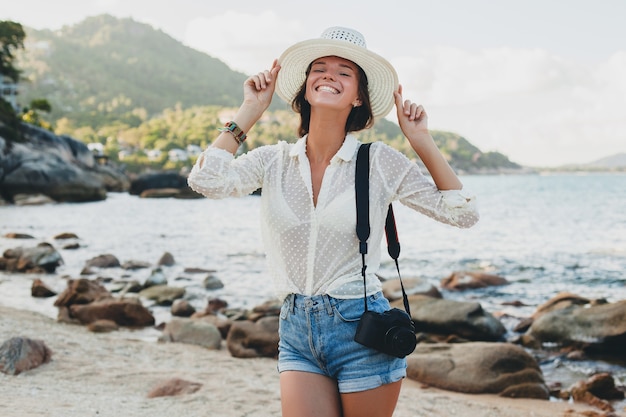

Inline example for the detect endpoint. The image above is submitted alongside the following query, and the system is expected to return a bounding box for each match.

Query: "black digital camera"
[354,308,417,358]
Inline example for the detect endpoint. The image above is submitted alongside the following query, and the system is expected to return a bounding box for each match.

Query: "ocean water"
[1,173,625,388]
[1,173,625,315]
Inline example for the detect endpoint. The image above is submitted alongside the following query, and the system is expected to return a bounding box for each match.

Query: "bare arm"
[393,85,462,191]
[203,60,282,158]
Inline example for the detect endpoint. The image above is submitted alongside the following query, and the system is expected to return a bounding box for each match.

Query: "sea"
[1,172,625,390]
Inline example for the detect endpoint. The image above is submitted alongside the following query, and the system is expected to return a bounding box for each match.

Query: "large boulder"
[392,295,506,341]
[528,299,626,354]
[407,342,549,399]
[0,125,128,203]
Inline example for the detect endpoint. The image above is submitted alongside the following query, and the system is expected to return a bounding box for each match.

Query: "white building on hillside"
[1,77,19,112]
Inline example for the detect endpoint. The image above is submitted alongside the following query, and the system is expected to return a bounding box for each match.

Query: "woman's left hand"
[394,84,429,140]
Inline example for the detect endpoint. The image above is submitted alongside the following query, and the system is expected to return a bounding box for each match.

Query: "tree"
[0,21,26,82]
[29,99,52,113]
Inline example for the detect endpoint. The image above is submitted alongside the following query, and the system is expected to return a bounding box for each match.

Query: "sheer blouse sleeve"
[372,142,479,229]
[187,145,275,199]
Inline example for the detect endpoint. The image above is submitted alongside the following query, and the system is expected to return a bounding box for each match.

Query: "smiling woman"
[186,26,478,417]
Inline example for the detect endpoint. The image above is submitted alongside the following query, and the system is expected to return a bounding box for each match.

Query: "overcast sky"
[4,0,626,166]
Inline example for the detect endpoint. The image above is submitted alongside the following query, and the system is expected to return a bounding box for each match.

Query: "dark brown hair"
[291,61,374,137]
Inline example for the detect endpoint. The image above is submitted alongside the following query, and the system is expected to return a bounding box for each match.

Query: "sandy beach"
[1,306,618,417]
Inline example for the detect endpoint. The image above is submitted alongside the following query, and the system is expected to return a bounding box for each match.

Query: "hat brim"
[276,38,398,120]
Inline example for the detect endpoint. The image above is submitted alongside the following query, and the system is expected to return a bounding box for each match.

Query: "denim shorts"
[277,292,407,393]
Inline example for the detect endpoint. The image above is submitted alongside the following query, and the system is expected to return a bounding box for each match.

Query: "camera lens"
[386,327,417,357]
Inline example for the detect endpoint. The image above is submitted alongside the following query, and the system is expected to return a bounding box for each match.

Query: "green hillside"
[18,14,252,127]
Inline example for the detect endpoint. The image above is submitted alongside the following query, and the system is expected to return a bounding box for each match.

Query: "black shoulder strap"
[355,143,411,315]
[356,143,371,257]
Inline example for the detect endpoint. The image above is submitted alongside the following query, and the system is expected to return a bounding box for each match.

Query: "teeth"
[317,85,339,94]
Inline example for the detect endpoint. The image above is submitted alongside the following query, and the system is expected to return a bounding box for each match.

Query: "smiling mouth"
[316,85,339,94]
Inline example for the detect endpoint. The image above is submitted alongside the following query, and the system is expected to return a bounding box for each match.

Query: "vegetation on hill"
[18,14,253,129]
[8,14,522,173]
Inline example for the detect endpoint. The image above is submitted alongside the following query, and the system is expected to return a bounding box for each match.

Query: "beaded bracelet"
[218,121,247,146]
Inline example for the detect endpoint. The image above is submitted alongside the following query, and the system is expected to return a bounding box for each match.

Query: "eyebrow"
[311,60,357,72]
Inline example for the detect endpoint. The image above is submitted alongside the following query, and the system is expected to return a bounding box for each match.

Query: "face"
[305,56,362,113]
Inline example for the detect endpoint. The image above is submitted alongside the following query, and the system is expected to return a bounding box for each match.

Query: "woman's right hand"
[242,59,281,113]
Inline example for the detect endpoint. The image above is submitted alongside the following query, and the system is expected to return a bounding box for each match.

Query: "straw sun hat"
[276,27,399,120]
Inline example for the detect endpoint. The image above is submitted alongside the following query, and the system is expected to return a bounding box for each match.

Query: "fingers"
[404,101,425,121]
[394,84,424,120]
[393,84,403,107]
[247,60,281,91]
[396,95,425,121]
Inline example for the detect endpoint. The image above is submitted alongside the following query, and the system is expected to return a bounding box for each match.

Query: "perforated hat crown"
[276,27,398,120]
[321,27,367,48]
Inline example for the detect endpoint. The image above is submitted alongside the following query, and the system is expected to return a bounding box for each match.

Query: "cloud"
[183,10,306,74]
[392,47,626,166]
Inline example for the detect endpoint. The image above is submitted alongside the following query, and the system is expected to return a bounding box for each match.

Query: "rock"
[121,260,151,270]
[195,314,232,339]
[147,378,202,398]
[140,188,181,198]
[157,252,175,266]
[144,268,167,288]
[528,300,626,353]
[406,342,549,399]
[0,243,64,273]
[70,298,155,327]
[0,125,129,202]
[392,294,506,341]
[87,319,119,333]
[159,318,222,349]
[573,373,624,401]
[171,299,196,317]
[226,316,279,358]
[139,285,185,306]
[569,373,623,413]
[251,299,282,317]
[129,172,188,195]
[441,271,509,291]
[31,278,57,298]
[118,280,143,294]
[382,276,442,301]
[84,254,121,269]
[184,267,217,274]
[532,292,591,319]
[206,298,228,313]
[13,193,56,205]
[0,337,52,375]
[203,273,224,290]
[54,278,112,308]
[3,232,35,239]
[52,232,79,240]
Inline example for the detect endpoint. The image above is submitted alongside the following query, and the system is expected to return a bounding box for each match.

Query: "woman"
[188,27,479,417]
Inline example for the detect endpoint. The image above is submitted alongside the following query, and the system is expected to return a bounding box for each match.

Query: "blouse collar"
[289,134,359,163]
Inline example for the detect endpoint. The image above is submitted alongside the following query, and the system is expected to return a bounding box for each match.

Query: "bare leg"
[341,380,403,417]
[280,371,342,417]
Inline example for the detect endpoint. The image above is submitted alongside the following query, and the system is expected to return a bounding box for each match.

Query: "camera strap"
[355,143,412,317]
